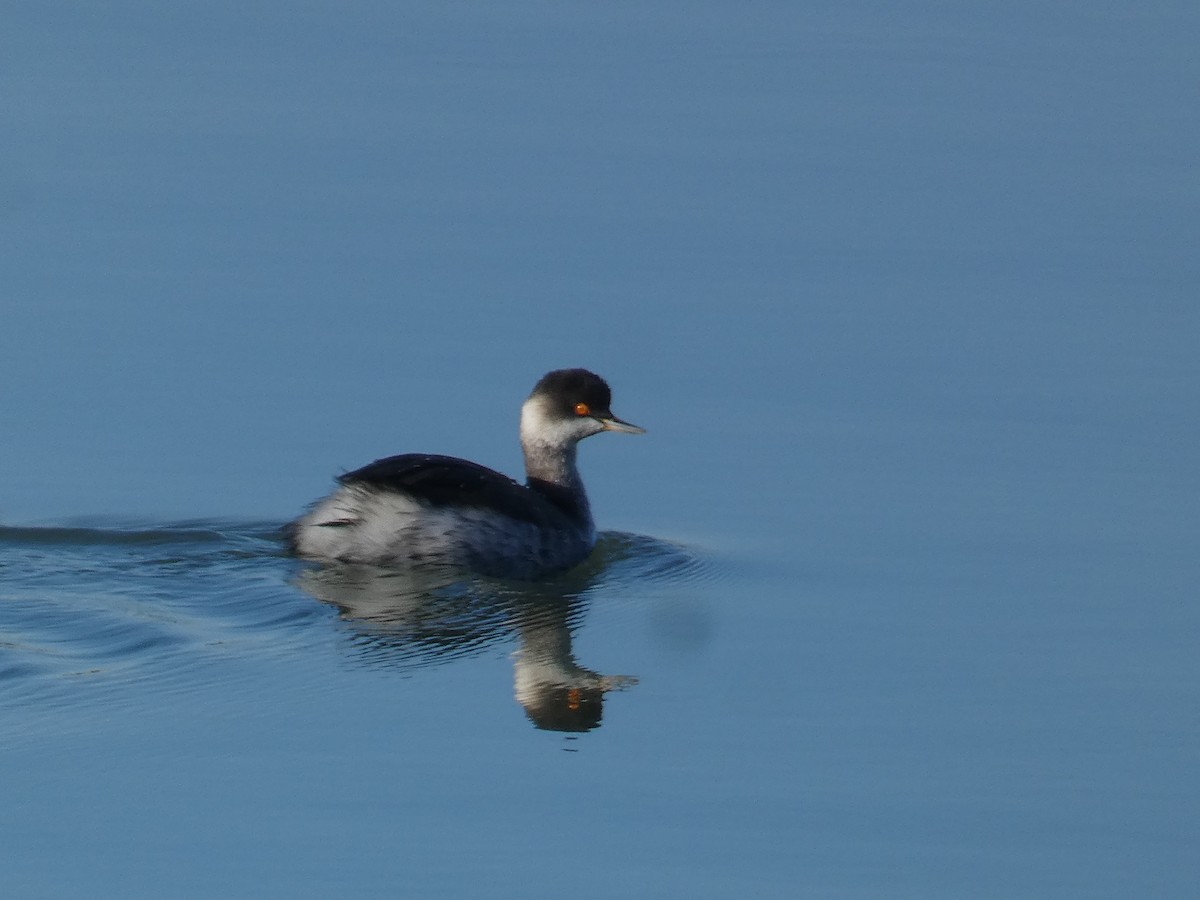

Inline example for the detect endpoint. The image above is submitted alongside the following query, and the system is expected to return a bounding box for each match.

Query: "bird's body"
[285,369,643,578]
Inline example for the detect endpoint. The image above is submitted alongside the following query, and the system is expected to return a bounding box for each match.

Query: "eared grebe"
[285,369,644,578]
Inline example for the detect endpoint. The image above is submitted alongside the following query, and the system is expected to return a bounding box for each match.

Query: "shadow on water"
[293,531,706,733]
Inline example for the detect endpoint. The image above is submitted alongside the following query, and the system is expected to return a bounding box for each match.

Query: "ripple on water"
[592,530,725,588]
[0,521,721,732]
[289,530,720,671]
[0,521,319,713]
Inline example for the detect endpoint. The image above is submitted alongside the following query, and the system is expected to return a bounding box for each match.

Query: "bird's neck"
[523,439,592,528]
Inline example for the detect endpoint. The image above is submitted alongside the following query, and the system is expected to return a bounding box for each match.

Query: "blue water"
[2,2,1198,897]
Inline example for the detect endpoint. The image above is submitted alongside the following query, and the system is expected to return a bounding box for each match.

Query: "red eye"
[574,403,590,416]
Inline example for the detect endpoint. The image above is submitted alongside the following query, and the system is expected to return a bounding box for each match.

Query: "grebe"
[285,369,644,578]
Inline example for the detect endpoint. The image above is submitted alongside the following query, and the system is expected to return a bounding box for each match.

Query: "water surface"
[2,2,1198,897]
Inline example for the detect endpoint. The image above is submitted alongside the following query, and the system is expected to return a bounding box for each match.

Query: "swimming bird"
[285,369,644,578]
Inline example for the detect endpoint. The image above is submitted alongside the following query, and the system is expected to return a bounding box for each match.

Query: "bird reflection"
[512,596,637,732]
[292,550,638,732]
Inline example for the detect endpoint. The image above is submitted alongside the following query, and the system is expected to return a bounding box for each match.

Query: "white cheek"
[520,398,602,446]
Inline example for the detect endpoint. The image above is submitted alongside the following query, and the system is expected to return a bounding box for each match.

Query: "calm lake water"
[2,3,1198,897]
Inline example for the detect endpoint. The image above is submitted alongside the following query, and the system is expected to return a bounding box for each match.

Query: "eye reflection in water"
[290,535,675,733]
